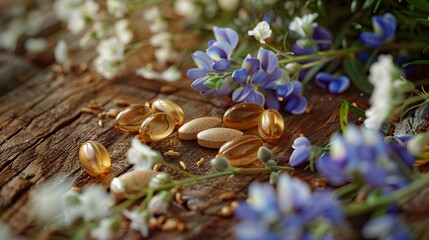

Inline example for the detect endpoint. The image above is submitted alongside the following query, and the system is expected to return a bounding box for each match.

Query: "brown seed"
[352,102,358,107]
[162,218,179,231]
[164,150,180,158]
[81,107,96,114]
[106,108,122,118]
[299,133,305,137]
[98,112,106,119]
[170,187,179,195]
[98,119,104,128]
[156,215,167,227]
[230,201,239,210]
[305,107,312,113]
[175,192,183,204]
[219,206,233,218]
[160,85,177,94]
[88,101,102,110]
[114,98,130,107]
[84,74,95,83]
[69,61,77,71]
[196,157,205,168]
[79,62,89,72]
[218,191,236,201]
[148,217,158,229]
[153,163,163,171]
[179,161,187,171]
[51,64,64,74]
[70,187,82,193]
[177,222,186,232]
[18,74,28,83]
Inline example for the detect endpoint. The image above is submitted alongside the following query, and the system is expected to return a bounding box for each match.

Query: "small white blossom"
[54,0,83,21]
[218,0,240,11]
[143,7,162,22]
[61,190,83,225]
[94,56,121,79]
[174,0,201,20]
[135,65,161,80]
[154,46,177,65]
[289,13,319,38]
[0,19,26,51]
[248,21,272,44]
[149,32,172,48]
[80,0,100,19]
[26,11,46,36]
[123,209,149,237]
[79,22,107,48]
[161,66,181,82]
[90,217,118,240]
[150,19,168,33]
[54,39,70,67]
[25,38,47,53]
[96,37,125,61]
[67,10,86,33]
[107,0,128,18]
[114,19,133,44]
[79,185,113,222]
[148,191,172,215]
[127,138,162,170]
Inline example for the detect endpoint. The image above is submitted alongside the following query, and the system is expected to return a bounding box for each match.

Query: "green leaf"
[423,46,429,53]
[373,0,382,13]
[340,101,349,132]
[203,80,216,89]
[351,0,358,13]
[406,0,429,12]
[343,100,366,118]
[402,60,429,68]
[416,17,429,26]
[343,56,373,94]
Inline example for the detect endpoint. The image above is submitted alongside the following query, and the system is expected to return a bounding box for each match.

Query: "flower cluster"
[360,13,397,48]
[316,125,415,192]
[235,174,345,239]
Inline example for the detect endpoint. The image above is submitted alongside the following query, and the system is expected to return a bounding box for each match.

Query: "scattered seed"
[79,63,89,72]
[84,74,95,83]
[69,61,77,71]
[106,108,122,118]
[170,187,179,195]
[219,206,233,218]
[18,74,28,83]
[160,85,177,94]
[81,107,97,114]
[161,218,179,231]
[157,215,167,226]
[153,163,162,171]
[164,150,180,158]
[196,157,205,168]
[114,98,130,107]
[299,133,305,137]
[145,101,151,108]
[98,119,104,128]
[218,191,236,201]
[98,112,106,120]
[352,102,358,107]
[175,192,183,204]
[230,201,239,210]
[305,107,312,114]
[88,101,101,110]
[177,222,186,232]
[179,161,187,171]
[71,187,82,193]
[358,117,364,122]
[148,217,158,229]
[51,64,64,74]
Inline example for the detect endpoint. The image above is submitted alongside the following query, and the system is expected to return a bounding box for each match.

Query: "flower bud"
[258,147,272,163]
[148,191,172,215]
[264,159,278,168]
[211,157,230,172]
[149,172,172,188]
[407,134,429,155]
[269,171,280,185]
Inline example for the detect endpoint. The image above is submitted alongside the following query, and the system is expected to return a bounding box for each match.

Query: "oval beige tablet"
[110,170,157,200]
[197,128,243,149]
[178,117,223,140]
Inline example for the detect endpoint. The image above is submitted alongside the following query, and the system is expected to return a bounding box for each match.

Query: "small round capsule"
[151,99,185,127]
[258,109,284,142]
[216,135,264,166]
[223,103,265,130]
[79,141,111,176]
[114,104,152,134]
[139,112,175,142]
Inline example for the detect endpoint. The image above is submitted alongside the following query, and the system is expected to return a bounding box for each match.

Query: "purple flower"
[315,72,350,94]
[362,214,410,240]
[289,136,311,167]
[292,26,333,56]
[359,13,397,48]
[234,174,345,240]
[274,81,308,114]
[316,125,415,191]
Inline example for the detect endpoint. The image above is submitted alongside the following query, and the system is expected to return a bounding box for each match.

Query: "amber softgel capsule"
[258,109,284,142]
[216,135,264,166]
[139,112,175,142]
[114,104,152,134]
[151,99,186,127]
[79,141,111,176]
[223,103,265,130]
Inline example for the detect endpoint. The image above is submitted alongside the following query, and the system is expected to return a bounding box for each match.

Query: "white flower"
[79,185,113,222]
[289,13,319,38]
[143,7,162,22]
[107,0,128,18]
[25,38,47,53]
[79,22,107,48]
[217,0,240,11]
[67,10,86,33]
[26,11,46,36]
[174,0,201,20]
[135,65,161,80]
[54,39,70,66]
[154,46,177,65]
[123,209,149,237]
[90,217,118,240]
[364,55,402,130]
[149,32,172,48]
[80,0,100,19]
[148,191,172,215]
[127,138,162,170]
[161,66,181,82]
[61,190,83,225]
[94,56,120,79]
[248,21,272,44]
[96,37,125,61]
[114,19,133,44]
[54,0,83,21]
[0,19,26,51]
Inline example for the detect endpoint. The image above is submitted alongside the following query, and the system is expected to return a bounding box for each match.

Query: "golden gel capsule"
[216,135,264,166]
[258,109,284,142]
[223,103,265,130]
[114,104,152,134]
[79,141,111,176]
[151,99,185,127]
[139,112,175,142]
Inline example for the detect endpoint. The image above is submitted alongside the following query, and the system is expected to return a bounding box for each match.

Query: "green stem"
[279,48,365,65]
[335,182,362,197]
[343,173,429,216]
